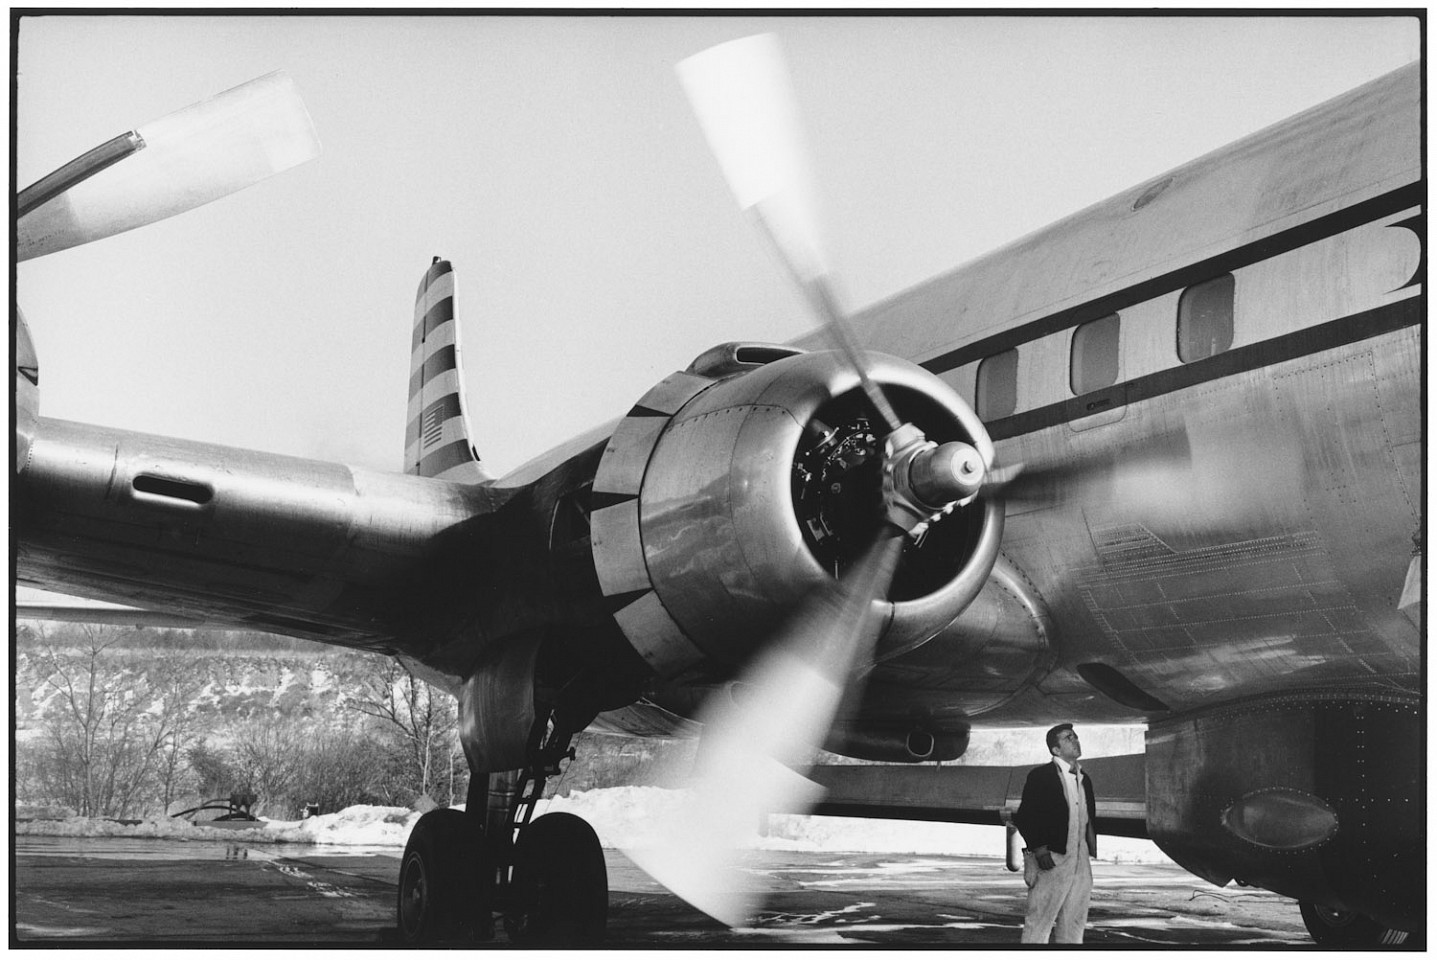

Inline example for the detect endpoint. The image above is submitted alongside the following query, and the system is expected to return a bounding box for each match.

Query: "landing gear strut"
[393,705,608,945]
[499,705,607,945]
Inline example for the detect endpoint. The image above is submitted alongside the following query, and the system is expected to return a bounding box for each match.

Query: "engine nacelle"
[1147,690,1423,933]
[591,345,1003,678]
[824,720,971,763]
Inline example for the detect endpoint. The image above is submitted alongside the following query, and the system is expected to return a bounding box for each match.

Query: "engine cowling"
[591,344,1003,679]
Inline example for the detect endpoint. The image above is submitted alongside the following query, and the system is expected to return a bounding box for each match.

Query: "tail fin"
[405,258,491,483]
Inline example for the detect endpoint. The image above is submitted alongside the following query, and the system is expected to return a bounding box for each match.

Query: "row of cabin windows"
[975,273,1235,421]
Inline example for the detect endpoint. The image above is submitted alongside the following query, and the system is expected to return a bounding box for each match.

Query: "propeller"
[621,34,984,926]
[991,423,1299,541]
[18,70,320,261]
[985,427,1197,512]
[625,528,905,927]
[677,34,902,435]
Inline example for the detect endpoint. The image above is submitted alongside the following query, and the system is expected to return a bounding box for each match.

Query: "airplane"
[13,34,1422,949]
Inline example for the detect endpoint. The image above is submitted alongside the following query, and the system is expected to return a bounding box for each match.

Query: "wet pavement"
[13,835,1312,946]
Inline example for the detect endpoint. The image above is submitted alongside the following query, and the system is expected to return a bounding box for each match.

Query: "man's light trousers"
[1020,840,1093,944]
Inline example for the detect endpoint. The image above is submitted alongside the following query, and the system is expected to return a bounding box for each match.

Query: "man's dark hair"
[1045,723,1075,755]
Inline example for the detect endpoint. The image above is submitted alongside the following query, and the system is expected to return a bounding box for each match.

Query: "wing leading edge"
[15,417,497,666]
[809,753,1148,840]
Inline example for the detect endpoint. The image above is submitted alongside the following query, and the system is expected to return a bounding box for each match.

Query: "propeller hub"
[910,440,985,506]
[882,426,986,536]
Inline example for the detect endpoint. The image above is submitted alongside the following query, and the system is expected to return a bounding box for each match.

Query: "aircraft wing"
[17,418,516,675]
[810,753,1148,840]
[14,598,215,630]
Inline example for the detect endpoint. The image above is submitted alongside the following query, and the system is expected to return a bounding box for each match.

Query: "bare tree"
[291,723,385,814]
[186,738,242,800]
[26,624,177,817]
[228,714,303,815]
[350,657,460,805]
[146,654,209,813]
[17,629,475,819]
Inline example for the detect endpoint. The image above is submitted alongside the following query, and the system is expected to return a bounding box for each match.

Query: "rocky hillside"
[15,625,459,818]
[15,624,1143,820]
[16,642,382,737]
[13,624,693,818]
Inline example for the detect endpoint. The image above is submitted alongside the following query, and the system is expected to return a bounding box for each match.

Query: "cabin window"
[976,348,1018,420]
[1177,274,1235,363]
[1070,313,1120,395]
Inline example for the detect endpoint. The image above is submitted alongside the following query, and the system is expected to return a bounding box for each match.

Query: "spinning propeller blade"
[987,428,1196,512]
[18,71,320,261]
[623,530,905,927]
[625,35,992,927]
[677,34,901,434]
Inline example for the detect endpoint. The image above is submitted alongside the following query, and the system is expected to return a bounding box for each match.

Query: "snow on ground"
[16,787,1171,864]
[15,804,422,846]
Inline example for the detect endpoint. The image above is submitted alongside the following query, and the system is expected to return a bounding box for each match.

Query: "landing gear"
[397,808,484,943]
[393,704,609,945]
[1299,901,1412,947]
[495,706,608,945]
[505,812,608,945]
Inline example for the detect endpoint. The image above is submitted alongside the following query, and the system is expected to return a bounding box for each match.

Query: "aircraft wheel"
[504,812,608,946]
[1299,901,1410,947]
[397,808,483,943]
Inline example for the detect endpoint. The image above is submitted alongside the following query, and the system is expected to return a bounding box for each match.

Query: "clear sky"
[15,13,1420,477]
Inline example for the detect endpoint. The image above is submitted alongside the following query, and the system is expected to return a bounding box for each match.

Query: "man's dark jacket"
[1013,761,1098,857]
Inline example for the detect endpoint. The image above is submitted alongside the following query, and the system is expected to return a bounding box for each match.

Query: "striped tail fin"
[405,258,490,483]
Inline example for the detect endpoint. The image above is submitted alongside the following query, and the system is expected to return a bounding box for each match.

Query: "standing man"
[1013,723,1097,944]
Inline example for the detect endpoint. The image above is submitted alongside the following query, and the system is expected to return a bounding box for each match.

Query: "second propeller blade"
[624,529,905,927]
[18,71,320,261]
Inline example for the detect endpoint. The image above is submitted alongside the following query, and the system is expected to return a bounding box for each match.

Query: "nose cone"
[908,441,984,507]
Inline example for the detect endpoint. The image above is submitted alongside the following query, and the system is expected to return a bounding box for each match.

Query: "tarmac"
[13,835,1313,947]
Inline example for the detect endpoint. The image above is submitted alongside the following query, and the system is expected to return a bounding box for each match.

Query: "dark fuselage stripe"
[920,181,1422,374]
[410,295,455,351]
[418,439,474,477]
[421,296,454,338]
[404,393,465,449]
[985,298,1421,441]
[416,259,452,298]
[411,260,454,349]
[408,345,457,400]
